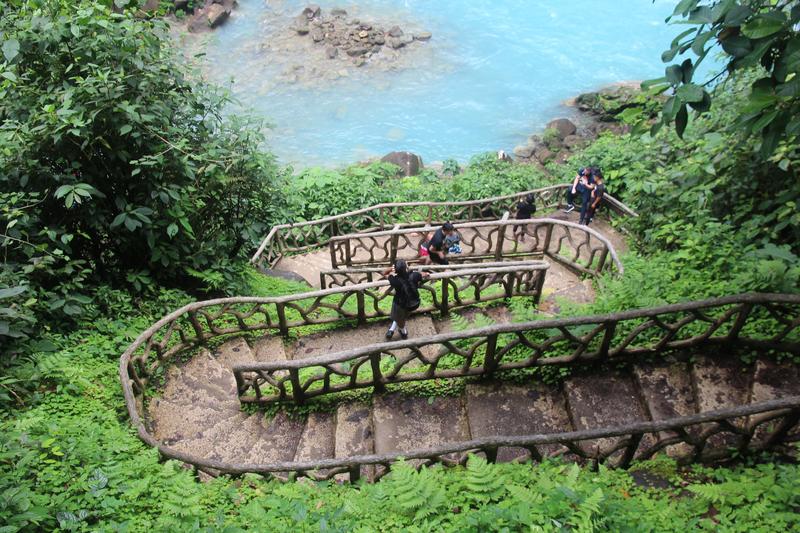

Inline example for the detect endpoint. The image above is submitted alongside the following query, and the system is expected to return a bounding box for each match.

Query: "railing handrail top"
[140,395,800,474]
[118,263,551,360]
[232,292,800,372]
[269,184,575,231]
[329,217,610,241]
[320,260,549,275]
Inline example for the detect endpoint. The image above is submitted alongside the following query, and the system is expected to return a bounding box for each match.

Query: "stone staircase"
[147,313,800,477]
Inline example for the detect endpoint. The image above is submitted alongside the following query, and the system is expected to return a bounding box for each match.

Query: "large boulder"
[381,151,423,176]
[546,118,577,140]
[563,134,584,150]
[513,144,535,159]
[206,4,230,28]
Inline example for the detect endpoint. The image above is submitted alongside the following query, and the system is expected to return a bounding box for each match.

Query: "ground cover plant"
[1,0,800,530]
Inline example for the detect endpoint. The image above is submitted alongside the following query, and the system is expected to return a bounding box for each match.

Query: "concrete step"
[168,412,251,462]
[251,336,289,363]
[335,402,374,481]
[294,411,337,463]
[149,396,240,444]
[177,349,238,401]
[749,358,800,445]
[564,370,650,460]
[242,411,306,466]
[213,337,257,369]
[691,354,753,457]
[465,382,571,462]
[158,366,238,411]
[286,315,438,362]
[634,362,698,459]
[372,392,470,465]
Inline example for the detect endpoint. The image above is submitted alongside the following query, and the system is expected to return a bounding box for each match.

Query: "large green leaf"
[742,12,787,39]
[676,83,704,103]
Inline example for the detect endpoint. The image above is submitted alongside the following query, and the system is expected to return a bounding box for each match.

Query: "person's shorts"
[390,299,410,322]
[419,245,430,258]
[430,251,448,265]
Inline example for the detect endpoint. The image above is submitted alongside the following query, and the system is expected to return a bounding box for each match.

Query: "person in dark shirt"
[564,167,593,213]
[513,193,537,242]
[584,171,605,225]
[382,259,429,339]
[421,222,456,265]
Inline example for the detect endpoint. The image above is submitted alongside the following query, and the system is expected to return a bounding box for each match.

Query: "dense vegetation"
[1,0,799,531]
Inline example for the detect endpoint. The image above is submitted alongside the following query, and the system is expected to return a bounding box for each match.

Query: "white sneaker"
[564,205,575,213]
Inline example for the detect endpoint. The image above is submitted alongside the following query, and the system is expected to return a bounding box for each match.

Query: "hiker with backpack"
[513,193,537,242]
[382,259,430,339]
[583,170,605,225]
[564,166,594,216]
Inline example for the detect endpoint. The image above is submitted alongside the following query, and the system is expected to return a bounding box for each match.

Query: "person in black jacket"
[513,193,537,242]
[420,222,456,265]
[382,259,430,339]
[584,170,605,225]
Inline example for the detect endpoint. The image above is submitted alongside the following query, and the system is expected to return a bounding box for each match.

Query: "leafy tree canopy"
[0,0,283,339]
[648,0,800,157]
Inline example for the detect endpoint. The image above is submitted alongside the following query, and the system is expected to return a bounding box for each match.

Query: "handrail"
[233,293,800,404]
[120,292,800,481]
[119,263,549,399]
[327,217,623,277]
[251,184,637,268]
[319,260,544,289]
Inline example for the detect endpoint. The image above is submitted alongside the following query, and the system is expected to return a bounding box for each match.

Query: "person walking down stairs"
[383,260,430,340]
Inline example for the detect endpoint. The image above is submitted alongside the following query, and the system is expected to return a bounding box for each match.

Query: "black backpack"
[396,276,421,311]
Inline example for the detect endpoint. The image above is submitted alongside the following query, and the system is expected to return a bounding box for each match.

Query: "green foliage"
[650,0,800,154]
[0,0,282,338]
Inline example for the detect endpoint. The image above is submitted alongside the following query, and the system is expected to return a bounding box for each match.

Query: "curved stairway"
[145,302,800,481]
[123,197,800,481]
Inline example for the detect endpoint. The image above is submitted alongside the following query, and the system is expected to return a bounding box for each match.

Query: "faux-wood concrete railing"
[327,217,623,277]
[318,260,544,289]
[121,293,800,481]
[233,293,800,405]
[251,184,636,269]
[120,263,548,399]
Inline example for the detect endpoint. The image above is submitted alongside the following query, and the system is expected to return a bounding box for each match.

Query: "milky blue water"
[199,0,695,168]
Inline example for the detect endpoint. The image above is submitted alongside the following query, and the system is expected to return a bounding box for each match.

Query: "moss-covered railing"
[121,293,800,481]
[120,262,548,408]
[328,217,623,277]
[251,184,636,269]
[234,293,800,405]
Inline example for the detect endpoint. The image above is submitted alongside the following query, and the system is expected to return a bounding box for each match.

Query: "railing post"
[349,465,361,484]
[234,369,244,398]
[542,223,554,256]
[389,224,400,264]
[505,272,515,298]
[329,241,339,269]
[495,214,508,260]
[369,353,385,393]
[319,273,327,290]
[485,447,498,464]
[290,369,305,405]
[598,322,617,360]
[357,289,366,325]
[330,219,339,239]
[440,278,450,316]
[596,247,609,275]
[345,239,353,267]
[379,206,386,230]
[483,333,499,376]
[277,303,289,337]
[533,269,546,305]
[727,303,754,341]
